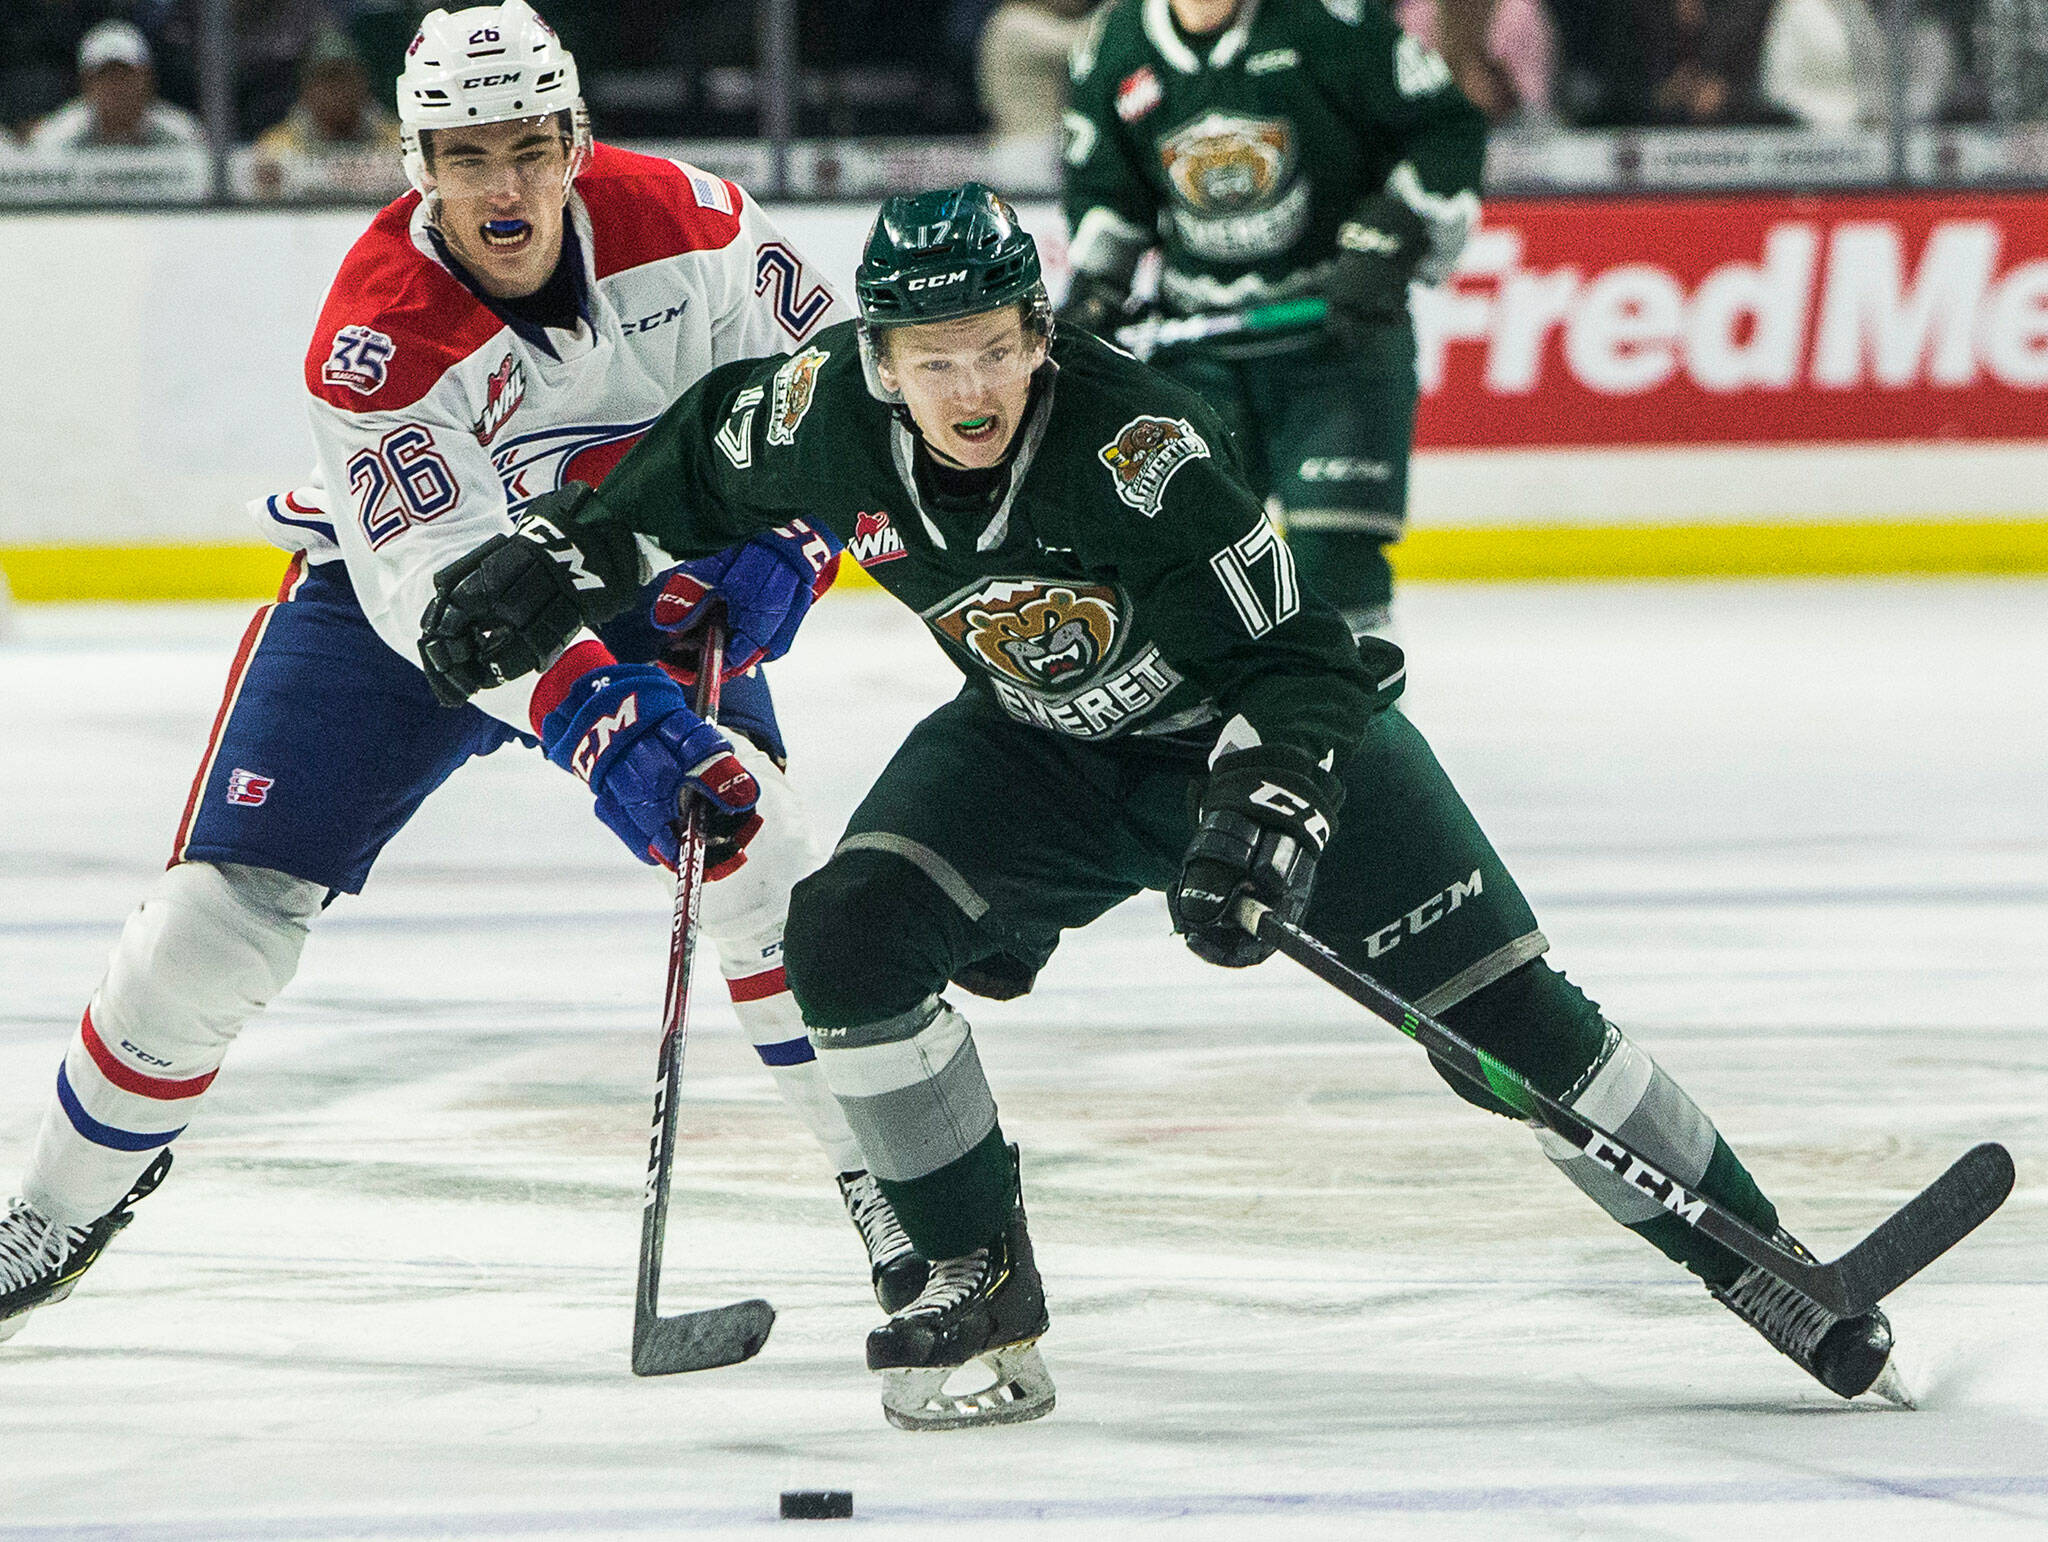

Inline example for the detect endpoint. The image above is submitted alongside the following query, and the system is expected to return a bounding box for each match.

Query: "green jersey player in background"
[1059,0,1486,635]
[416,186,1904,1432]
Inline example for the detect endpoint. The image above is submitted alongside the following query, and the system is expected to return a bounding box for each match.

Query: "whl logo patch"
[473,352,526,446]
[225,768,274,806]
[323,325,395,396]
[1099,415,1210,516]
[848,508,906,567]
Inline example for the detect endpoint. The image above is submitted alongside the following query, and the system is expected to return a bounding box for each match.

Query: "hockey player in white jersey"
[0,0,921,1344]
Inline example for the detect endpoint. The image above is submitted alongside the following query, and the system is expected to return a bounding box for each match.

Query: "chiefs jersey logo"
[1158,111,1294,213]
[932,579,1121,690]
[767,345,829,447]
[472,352,526,446]
[1099,415,1210,517]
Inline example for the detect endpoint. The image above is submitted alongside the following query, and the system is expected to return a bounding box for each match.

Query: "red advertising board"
[1413,190,2048,449]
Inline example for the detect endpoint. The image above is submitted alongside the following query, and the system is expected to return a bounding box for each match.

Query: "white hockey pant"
[17,747,858,1226]
[22,860,322,1227]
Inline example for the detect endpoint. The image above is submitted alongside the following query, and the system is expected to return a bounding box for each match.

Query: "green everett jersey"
[577,318,1400,765]
[1062,0,1486,314]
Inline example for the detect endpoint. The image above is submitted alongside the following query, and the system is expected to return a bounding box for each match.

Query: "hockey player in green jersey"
[417,185,1904,1430]
[1060,0,1486,634]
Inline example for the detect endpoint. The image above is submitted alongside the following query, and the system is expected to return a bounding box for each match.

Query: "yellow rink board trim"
[5,521,2048,602]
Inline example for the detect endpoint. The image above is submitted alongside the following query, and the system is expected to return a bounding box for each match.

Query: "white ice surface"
[1,580,2043,1540]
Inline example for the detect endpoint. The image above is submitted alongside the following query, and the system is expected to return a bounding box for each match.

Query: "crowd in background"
[0,0,2040,169]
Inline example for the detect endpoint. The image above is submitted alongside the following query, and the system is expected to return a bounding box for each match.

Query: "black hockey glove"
[417,483,638,706]
[1170,745,1341,969]
[1057,273,1132,341]
[1325,192,1431,341]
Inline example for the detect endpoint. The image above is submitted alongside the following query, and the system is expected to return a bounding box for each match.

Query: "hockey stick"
[633,614,776,1376]
[1235,896,2015,1319]
[1114,297,1329,361]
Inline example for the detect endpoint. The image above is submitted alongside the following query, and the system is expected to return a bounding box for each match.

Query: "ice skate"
[837,1169,928,1313]
[0,1151,172,1345]
[865,1152,1053,1431]
[1712,1228,1912,1406]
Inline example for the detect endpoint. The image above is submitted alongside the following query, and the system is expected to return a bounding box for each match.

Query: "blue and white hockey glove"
[538,658,760,869]
[651,520,840,683]
[1170,745,1341,969]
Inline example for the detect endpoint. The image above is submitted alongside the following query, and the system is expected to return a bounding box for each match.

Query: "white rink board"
[6,202,2047,550]
[1,580,2043,1539]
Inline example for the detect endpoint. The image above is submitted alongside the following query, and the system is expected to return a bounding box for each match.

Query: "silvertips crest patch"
[1099,415,1210,516]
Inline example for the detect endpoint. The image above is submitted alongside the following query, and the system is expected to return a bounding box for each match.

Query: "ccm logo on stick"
[1583,1134,1708,1224]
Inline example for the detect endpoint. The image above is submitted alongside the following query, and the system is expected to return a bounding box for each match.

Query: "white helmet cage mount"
[397,0,591,201]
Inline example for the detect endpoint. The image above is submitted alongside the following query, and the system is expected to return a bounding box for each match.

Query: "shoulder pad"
[303,195,501,413]
[578,142,746,280]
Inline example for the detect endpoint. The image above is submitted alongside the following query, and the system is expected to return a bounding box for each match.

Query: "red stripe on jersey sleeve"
[303,193,504,414]
[579,143,746,281]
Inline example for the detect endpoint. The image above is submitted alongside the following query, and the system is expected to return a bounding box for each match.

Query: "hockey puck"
[780,1490,852,1520]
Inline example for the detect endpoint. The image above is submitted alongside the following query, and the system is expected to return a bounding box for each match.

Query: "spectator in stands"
[150,0,336,139]
[28,19,202,148]
[1758,0,1953,125]
[977,0,1096,141]
[1397,0,1553,126]
[1,3,144,140]
[254,29,398,156]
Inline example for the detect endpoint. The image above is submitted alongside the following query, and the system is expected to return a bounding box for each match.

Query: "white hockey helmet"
[396,0,590,196]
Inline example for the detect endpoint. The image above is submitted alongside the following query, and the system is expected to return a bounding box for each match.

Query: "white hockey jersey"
[265,142,847,731]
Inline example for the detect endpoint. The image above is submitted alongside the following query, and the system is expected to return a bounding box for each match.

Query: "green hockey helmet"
[855,183,1052,401]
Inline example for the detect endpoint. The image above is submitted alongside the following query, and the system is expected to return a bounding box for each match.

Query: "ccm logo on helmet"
[906,270,968,291]
[463,72,521,88]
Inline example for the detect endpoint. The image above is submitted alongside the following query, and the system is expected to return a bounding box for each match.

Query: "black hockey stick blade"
[633,1297,777,1377]
[1238,897,2016,1318]
[1816,1142,2015,1318]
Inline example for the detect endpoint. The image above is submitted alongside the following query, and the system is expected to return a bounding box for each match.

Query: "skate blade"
[0,1280,72,1346]
[1868,1356,1916,1410]
[878,1340,1055,1431]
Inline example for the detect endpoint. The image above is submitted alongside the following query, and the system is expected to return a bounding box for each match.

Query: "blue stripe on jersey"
[266,495,337,542]
[56,1065,185,1152]
[754,1036,817,1067]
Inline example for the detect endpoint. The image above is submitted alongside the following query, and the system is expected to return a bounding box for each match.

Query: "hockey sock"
[22,862,321,1226]
[694,744,866,1173]
[806,998,1013,1260]
[1442,960,1778,1288]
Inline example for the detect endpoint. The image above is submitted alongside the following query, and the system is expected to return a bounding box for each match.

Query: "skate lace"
[0,1199,84,1295]
[896,1248,992,1320]
[840,1172,916,1268]
[1712,1262,1836,1365]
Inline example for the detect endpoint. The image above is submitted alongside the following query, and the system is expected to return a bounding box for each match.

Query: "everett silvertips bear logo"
[768,345,829,447]
[1158,111,1295,213]
[472,351,526,446]
[1099,415,1209,517]
[932,579,1121,690]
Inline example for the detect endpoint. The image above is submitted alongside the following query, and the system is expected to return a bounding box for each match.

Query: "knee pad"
[785,849,969,1031]
[93,861,324,1070]
[1533,1021,1718,1228]
[807,999,997,1186]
